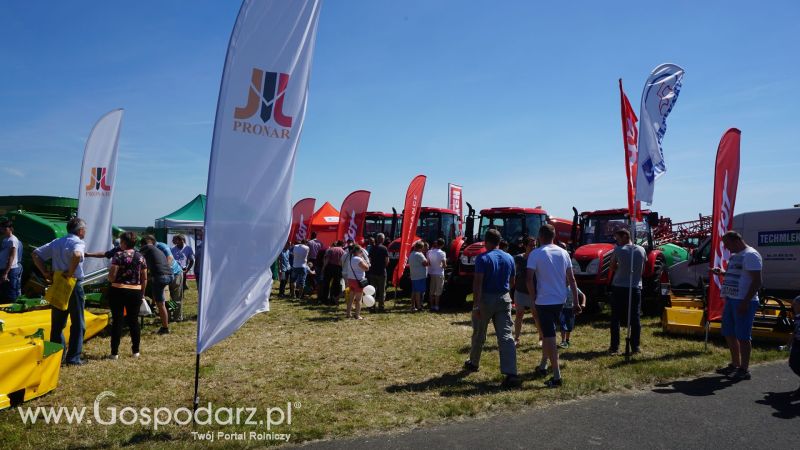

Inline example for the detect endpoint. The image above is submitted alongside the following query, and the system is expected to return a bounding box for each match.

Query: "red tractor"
[387,207,465,294]
[450,205,550,305]
[362,210,400,243]
[570,207,667,313]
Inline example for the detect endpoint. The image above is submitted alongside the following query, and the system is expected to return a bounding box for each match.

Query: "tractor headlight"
[585,258,600,275]
[460,255,474,265]
[571,257,580,273]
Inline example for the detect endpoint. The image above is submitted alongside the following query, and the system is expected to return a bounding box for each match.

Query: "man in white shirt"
[526,224,580,388]
[291,240,310,299]
[713,230,762,381]
[426,238,447,312]
[0,219,22,302]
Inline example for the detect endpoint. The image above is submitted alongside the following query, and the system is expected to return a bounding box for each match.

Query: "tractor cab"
[363,211,400,242]
[388,207,463,263]
[576,209,657,250]
[459,206,548,272]
[571,208,666,310]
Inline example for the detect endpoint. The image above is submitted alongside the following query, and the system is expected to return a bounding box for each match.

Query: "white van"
[668,206,800,296]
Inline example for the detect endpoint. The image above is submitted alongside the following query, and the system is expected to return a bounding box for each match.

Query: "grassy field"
[0,282,787,449]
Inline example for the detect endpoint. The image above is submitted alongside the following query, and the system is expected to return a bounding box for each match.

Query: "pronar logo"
[84,167,112,196]
[233,68,292,139]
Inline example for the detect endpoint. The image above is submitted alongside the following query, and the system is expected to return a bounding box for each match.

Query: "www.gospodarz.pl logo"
[84,167,112,196]
[233,68,293,139]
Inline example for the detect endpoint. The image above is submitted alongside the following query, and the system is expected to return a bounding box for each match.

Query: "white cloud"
[2,167,25,177]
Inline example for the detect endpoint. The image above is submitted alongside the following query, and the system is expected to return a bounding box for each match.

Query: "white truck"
[668,206,800,296]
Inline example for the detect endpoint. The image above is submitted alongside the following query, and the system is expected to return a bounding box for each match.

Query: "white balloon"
[363,285,376,296]
[361,295,376,308]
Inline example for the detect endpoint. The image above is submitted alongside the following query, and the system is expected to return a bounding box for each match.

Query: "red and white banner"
[337,190,371,243]
[618,81,641,220]
[78,109,124,275]
[448,183,463,218]
[393,175,426,286]
[708,129,741,321]
[290,198,315,242]
[198,0,323,354]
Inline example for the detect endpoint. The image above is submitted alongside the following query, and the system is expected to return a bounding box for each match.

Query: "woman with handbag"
[344,244,370,320]
[106,231,148,359]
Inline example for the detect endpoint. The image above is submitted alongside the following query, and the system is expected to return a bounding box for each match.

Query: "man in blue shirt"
[464,228,519,388]
[32,217,88,366]
[171,234,195,292]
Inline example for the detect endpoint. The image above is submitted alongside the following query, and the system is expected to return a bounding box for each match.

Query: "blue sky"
[1,0,797,226]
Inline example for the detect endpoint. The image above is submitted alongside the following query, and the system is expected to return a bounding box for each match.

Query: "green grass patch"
[0,282,786,448]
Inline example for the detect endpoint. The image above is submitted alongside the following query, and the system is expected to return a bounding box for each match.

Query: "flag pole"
[620,78,635,362]
[625,213,635,362]
[193,353,201,414]
[702,281,710,351]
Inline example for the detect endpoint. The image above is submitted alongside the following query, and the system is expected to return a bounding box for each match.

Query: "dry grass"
[0,282,786,449]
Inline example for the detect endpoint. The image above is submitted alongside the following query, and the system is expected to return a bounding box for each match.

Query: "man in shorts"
[527,224,580,388]
[139,235,174,335]
[408,241,428,312]
[426,238,447,312]
[713,230,762,381]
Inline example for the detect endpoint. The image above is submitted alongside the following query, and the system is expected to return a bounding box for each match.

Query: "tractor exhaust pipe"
[465,202,476,244]
[570,206,579,253]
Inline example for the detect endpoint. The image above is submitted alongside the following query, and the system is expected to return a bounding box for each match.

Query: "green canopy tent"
[154,195,205,273]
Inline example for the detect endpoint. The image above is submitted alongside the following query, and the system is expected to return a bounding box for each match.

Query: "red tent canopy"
[308,202,340,246]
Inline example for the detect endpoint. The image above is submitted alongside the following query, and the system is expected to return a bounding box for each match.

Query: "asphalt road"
[297,361,799,449]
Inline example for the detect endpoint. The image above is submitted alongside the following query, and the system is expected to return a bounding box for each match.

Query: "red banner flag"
[708,129,741,321]
[619,79,641,220]
[337,190,371,243]
[289,198,315,243]
[448,183,463,219]
[393,175,426,286]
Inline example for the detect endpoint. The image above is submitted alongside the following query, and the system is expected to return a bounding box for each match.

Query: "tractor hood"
[463,242,486,257]
[387,236,422,256]
[574,243,614,261]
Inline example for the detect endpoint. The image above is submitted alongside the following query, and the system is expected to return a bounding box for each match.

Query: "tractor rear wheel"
[642,257,666,316]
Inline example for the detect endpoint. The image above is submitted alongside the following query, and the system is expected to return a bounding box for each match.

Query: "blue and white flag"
[197,0,323,353]
[635,63,684,205]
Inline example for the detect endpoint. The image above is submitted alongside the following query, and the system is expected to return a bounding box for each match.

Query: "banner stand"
[625,215,636,362]
[193,0,323,413]
[193,353,201,418]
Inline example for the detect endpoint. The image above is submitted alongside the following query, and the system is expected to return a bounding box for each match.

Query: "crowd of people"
[2,215,798,396]
[461,224,799,391]
[278,232,451,315]
[9,217,197,365]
